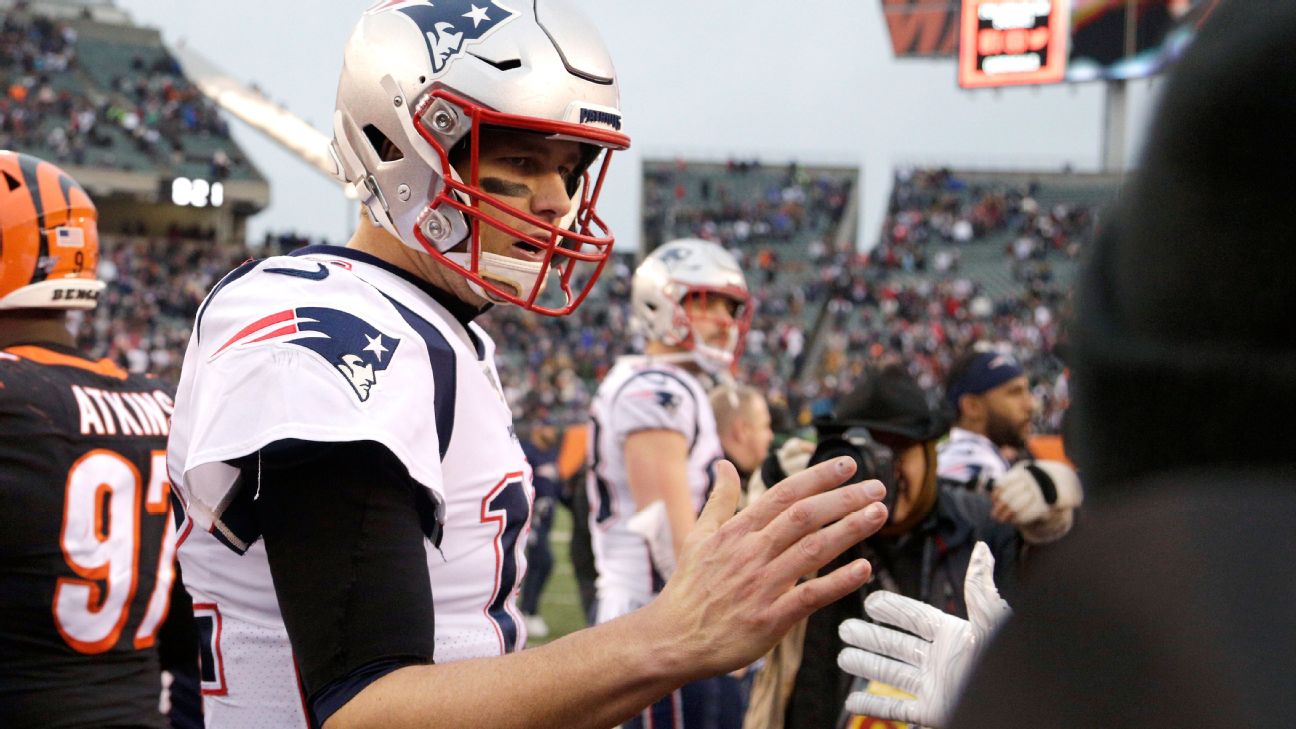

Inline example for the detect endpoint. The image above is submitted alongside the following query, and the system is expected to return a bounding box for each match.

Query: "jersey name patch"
[212,307,400,402]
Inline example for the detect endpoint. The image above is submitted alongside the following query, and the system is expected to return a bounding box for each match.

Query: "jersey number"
[53,449,177,654]
[480,474,529,653]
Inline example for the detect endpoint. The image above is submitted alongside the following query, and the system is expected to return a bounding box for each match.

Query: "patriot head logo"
[369,0,518,75]
[212,307,401,403]
[657,247,692,267]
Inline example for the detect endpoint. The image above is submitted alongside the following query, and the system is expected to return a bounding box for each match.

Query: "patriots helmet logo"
[370,1,518,75]
[657,247,692,267]
[213,307,401,402]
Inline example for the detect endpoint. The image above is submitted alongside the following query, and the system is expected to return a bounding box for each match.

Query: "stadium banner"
[958,0,1072,88]
[881,0,962,57]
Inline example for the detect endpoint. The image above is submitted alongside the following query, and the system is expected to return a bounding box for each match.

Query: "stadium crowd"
[66,164,1086,444]
[871,167,1093,273]
[1,3,242,174]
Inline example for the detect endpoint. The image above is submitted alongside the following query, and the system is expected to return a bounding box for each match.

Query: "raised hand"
[646,457,889,680]
[837,542,1011,728]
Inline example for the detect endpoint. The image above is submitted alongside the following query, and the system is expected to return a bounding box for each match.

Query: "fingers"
[990,500,1015,524]
[761,477,886,557]
[844,692,925,727]
[840,619,928,667]
[768,558,871,626]
[838,648,922,695]
[864,590,952,641]
[693,459,741,537]
[964,542,1012,637]
[763,496,887,583]
[999,483,1042,522]
[738,457,858,532]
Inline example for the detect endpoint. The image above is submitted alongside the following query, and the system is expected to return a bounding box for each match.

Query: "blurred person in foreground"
[165,3,888,728]
[0,150,200,728]
[836,1,1296,726]
[588,237,754,728]
[744,363,1080,729]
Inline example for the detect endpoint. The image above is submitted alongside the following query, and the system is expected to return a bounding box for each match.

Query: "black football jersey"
[0,344,178,729]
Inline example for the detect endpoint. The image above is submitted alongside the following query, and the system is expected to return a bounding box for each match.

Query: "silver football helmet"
[630,239,752,372]
[330,0,630,315]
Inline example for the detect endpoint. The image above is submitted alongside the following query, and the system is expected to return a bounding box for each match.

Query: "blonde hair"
[710,383,763,434]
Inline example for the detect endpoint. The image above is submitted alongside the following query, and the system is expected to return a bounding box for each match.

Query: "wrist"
[626,596,711,686]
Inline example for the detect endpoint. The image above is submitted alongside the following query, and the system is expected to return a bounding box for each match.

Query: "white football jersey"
[936,426,1010,492]
[586,357,723,622]
[167,247,532,728]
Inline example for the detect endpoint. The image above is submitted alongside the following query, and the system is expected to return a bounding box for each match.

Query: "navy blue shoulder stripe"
[195,259,262,345]
[382,294,457,461]
[610,368,701,452]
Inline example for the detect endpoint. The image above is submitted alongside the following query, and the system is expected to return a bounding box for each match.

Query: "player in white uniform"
[588,239,751,728]
[166,3,890,729]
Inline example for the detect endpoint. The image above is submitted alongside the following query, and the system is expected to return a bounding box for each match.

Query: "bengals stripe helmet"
[0,151,104,310]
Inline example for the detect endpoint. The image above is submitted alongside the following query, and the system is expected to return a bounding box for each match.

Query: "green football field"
[528,506,587,645]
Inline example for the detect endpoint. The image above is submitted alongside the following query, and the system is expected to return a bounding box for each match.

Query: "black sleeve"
[246,440,437,725]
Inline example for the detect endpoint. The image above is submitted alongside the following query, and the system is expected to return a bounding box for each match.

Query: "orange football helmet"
[0,151,104,310]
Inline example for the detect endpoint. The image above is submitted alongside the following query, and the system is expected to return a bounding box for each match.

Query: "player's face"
[683,293,740,350]
[452,128,583,296]
[983,375,1035,448]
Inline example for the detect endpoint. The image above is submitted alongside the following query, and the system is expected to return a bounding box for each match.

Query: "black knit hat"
[831,364,950,443]
[1069,0,1296,492]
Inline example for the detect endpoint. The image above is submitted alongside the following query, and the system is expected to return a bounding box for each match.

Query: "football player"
[587,238,752,727]
[937,349,1036,491]
[0,151,197,728]
[165,3,889,729]
[939,348,1081,534]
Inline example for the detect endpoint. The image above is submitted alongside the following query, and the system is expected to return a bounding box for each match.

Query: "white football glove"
[992,459,1083,525]
[837,542,1012,728]
[626,500,676,580]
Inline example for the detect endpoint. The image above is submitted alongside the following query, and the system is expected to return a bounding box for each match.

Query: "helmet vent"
[363,124,405,162]
[470,53,521,72]
[3,170,20,192]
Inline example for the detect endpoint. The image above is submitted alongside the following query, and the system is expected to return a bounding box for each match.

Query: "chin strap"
[445,250,548,305]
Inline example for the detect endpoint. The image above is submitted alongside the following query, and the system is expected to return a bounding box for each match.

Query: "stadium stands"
[5,0,1108,441]
[1,2,258,179]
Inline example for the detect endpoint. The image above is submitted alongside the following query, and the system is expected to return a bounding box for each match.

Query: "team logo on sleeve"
[655,390,681,414]
[370,0,517,75]
[212,307,401,402]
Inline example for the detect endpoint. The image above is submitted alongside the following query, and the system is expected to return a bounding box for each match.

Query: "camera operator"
[743,363,1079,729]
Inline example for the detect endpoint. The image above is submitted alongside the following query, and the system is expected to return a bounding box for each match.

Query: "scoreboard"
[958,0,1071,88]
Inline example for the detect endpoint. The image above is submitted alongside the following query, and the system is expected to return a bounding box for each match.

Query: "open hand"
[648,457,888,679]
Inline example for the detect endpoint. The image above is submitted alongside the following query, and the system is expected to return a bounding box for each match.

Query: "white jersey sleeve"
[167,256,448,550]
[607,368,702,443]
[936,427,1011,491]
